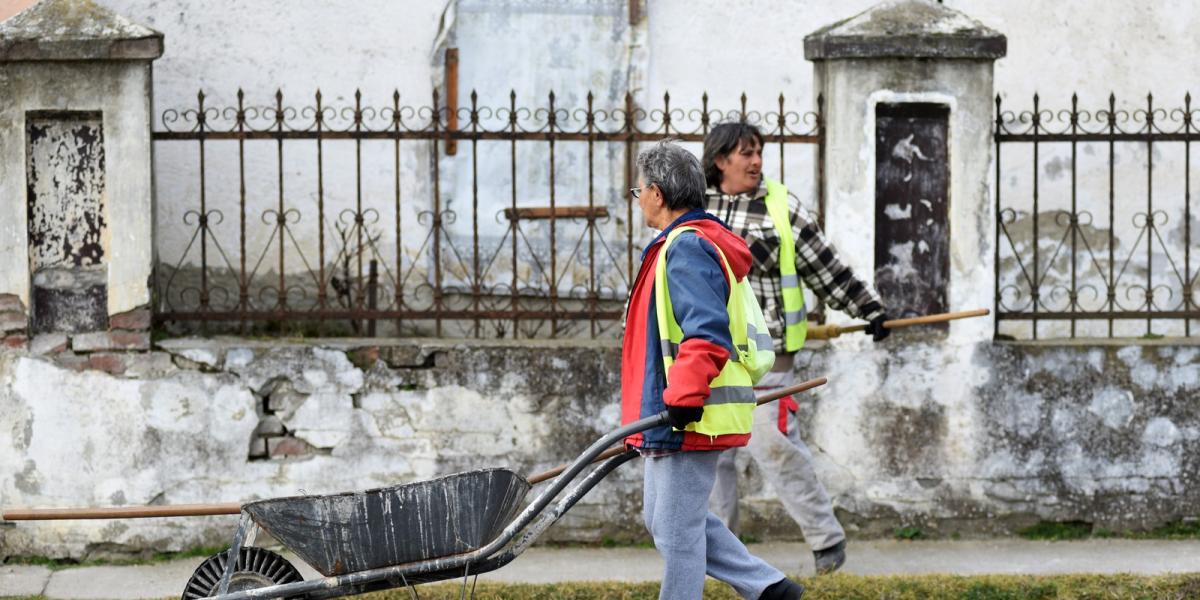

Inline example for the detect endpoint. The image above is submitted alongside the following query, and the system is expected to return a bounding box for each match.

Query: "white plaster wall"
[646,0,1200,111]
[0,61,155,316]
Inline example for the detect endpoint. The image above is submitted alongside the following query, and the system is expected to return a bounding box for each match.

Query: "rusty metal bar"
[1108,93,1117,337]
[624,92,635,286]
[587,91,597,337]
[503,206,609,220]
[393,90,404,334]
[1145,93,1155,335]
[432,88,444,336]
[777,93,786,183]
[355,90,367,314]
[1031,93,1041,340]
[1070,93,1079,338]
[816,93,826,231]
[445,48,459,156]
[152,130,819,143]
[510,90,520,338]
[237,89,248,330]
[998,311,1200,321]
[471,90,481,338]
[196,91,209,318]
[548,91,559,337]
[993,94,1002,341]
[274,89,287,314]
[1187,92,1193,337]
[316,90,327,312]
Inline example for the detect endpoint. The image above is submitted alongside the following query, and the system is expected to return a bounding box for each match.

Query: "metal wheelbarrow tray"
[243,468,531,577]
[196,410,665,600]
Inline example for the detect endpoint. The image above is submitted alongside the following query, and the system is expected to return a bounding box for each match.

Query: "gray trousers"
[710,368,846,551]
[643,450,785,600]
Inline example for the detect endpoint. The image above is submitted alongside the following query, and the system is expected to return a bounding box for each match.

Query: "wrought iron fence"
[994,93,1200,339]
[152,89,824,338]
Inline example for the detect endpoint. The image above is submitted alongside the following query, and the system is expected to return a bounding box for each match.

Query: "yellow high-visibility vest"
[763,179,808,351]
[654,226,764,437]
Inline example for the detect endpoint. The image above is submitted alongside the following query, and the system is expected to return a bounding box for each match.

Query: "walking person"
[621,140,805,600]
[703,122,892,574]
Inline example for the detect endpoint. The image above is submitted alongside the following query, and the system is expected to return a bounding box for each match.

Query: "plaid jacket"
[705,182,886,352]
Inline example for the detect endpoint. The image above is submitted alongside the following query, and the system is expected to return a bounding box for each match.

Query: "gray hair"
[636,140,705,211]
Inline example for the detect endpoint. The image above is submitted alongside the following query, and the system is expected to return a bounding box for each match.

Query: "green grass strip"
[360,573,1200,599]
[5,573,1200,600]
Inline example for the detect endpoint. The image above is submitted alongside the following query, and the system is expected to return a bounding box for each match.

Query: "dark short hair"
[636,140,705,211]
[701,122,764,188]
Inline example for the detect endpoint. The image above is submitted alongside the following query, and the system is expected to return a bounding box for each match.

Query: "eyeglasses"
[631,184,654,199]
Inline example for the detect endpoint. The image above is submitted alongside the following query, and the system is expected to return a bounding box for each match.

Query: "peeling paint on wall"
[26,114,106,269]
[25,113,109,333]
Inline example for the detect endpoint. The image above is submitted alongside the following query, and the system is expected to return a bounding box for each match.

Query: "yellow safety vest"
[763,179,808,351]
[654,227,758,437]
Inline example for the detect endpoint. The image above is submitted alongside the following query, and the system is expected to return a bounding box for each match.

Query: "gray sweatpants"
[643,450,785,600]
[710,367,846,552]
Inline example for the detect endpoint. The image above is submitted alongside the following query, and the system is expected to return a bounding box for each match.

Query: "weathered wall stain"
[26,114,106,269]
[865,401,947,478]
[25,113,109,333]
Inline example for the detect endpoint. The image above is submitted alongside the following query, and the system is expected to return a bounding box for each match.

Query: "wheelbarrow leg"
[217,512,254,596]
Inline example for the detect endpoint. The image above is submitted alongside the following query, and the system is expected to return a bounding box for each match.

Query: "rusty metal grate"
[151,89,824,339]
[995,93,1200,339]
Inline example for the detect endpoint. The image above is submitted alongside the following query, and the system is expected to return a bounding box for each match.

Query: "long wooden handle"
[526,376,828,485]
[806,308,990,340]
[2,503,241,521]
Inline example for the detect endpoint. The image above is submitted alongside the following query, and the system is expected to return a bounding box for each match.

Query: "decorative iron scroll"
[153,89,824,339]
[995,93,1200,339]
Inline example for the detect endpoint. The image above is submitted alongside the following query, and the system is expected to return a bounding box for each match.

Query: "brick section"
[54,354,89,372]
[72,331,151,352]
[86,352,128,375]
[110,307,151,331]
[110,330,151,350]
[0,310,27,333]
[268,437,313,459]
[3,335,28,349]
[71,332,112,352]
[0,294,25,314]
[30,333,68,355]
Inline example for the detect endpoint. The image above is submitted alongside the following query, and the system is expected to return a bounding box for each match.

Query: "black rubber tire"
[181,546,303,600]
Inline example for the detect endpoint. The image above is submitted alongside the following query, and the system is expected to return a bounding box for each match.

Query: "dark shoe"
[813,539,846,574]
[760,576,805,600]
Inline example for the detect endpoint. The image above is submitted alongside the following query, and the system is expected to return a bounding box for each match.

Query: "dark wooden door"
[874,103,950,322]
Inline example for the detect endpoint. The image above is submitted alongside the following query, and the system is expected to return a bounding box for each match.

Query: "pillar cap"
[805,0,1005,60]
[0,0,163,62]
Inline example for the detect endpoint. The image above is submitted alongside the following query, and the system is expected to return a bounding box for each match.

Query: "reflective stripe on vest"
[763,179,808,351]
[654,227,756,438]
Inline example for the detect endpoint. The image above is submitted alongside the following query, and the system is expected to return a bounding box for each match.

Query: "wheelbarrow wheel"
[182,546,302,600]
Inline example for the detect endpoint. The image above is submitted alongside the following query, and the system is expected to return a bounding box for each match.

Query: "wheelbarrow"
[3,378,826,600]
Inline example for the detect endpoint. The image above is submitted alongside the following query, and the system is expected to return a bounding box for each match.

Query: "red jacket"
[621,210,755,451]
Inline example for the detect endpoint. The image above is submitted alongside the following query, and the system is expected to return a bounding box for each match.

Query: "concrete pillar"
[0,0,162,350]
[805,0,1005,341]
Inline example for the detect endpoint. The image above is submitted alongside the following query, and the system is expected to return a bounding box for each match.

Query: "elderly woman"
[703,122,891,575]
[621,140,805,600]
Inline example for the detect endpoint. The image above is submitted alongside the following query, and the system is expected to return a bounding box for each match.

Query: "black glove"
[864,314,891,342]
[666,405,704,430]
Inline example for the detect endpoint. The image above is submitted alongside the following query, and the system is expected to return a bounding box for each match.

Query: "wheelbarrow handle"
[526,376,828,484]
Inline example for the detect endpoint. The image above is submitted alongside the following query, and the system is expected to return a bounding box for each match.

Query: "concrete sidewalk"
[4,539,1200,599]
